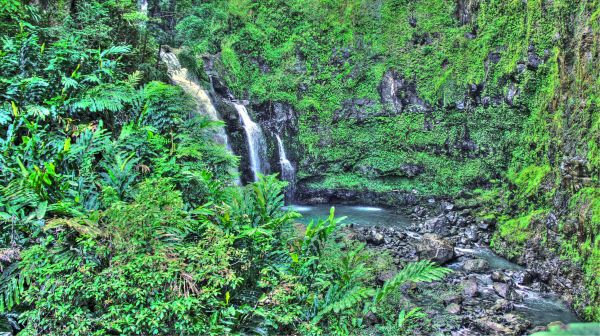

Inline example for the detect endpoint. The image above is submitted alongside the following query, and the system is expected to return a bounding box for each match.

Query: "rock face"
[379,69,431,114]
[416,233,455,264]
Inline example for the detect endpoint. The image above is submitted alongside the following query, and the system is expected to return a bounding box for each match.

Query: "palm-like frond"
[373,260,452,304]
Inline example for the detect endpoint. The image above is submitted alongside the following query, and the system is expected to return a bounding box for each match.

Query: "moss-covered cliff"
[170,0,599,320]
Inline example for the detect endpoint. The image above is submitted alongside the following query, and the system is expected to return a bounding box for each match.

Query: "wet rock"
[413,205,427,217]
[462,278,479,297]
[493,282,521,301]
[423,215,451,236]
[491,271,510,283]
[463,259,489,273]
[493,282,510,298]
[379,69,431,114]
[445,303,461,314]
[511,270,535,285]
[366,230,385,245]
[416,233,456,264]
[464,225,479,241]
[490,299,514,313]
[474,314,530,335]
[474,317,512,335]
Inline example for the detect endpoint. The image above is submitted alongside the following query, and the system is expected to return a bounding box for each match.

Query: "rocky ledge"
[346,200,580,335]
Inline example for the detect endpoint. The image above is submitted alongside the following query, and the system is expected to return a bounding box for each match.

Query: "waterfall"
[139,0,148,15]
[159,48,241,184]
[232,102,268,182]
[159,48,231,148]
[276,134,296,200]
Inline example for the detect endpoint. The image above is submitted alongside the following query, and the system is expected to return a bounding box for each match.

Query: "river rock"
[423,215,451,236]
[445,303,461,314]
[416,233,455,264]
[490,299,514,313]
[464,225,479,241]
[474,314,530,335]
[493,282,521,301]
[491,271,510,283]
[463,259,489,273]
[366,230,385,245]
[474,317,512,335]
[493,282,510,298]
[462,278,479,297]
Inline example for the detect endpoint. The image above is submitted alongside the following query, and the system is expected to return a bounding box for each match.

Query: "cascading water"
[159,48,231,148]
[139,0,148,15]
[159,48,240,184]
[275,134,296,200]
[232,102,269,182]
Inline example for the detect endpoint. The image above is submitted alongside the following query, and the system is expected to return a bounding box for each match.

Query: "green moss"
[509,164,552,199]
[492,209,548,258]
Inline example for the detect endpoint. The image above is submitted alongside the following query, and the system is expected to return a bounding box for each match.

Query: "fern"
[312,286,376,324]
[373,260,452,304]
[72,83,140,113]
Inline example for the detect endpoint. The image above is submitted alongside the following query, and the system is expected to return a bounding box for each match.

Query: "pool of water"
[289,203,581,327]
[454,247,580,326]
[285,204,412,228]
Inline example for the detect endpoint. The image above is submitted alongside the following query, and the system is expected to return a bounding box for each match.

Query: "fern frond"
[374,260,451,304]
[44,217,103,237]
[100,45,131,58]
[313,286,375,324]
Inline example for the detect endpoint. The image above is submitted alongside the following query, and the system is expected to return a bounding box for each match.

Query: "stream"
[286,203,581,330]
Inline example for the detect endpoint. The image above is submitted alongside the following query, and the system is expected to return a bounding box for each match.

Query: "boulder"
[445,303,461,314]
[366,230,385,245]
[463,259,490,273]
[493,282,521,301]
[490,299,514,313]
[462,278,479,297]
[491,271,510,283]
[423,215,451,236]
[416,233,456,264]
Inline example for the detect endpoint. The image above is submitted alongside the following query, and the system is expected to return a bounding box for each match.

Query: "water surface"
[290,203,581,327]
[286,204,411,228]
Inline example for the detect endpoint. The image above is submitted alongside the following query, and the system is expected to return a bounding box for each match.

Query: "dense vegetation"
[173,0,599,321]
[1,0,598,333]
[0,1,455,334]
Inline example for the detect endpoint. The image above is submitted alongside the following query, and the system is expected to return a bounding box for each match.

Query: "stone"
[547,321,566,329]
[369,230,385,245]
[416,233,456,264]
[493,282,510,298]
[423,215,451,236]
[443,294,463,305]
[474,317,512,335]
[493,282,522,301]
[491,271,510,283]
[462,278,479,297]
[445,303,461,314]
[463,259,490,273]
[464,225,479,241]
[490,299,514,313]
[440,201,455,212]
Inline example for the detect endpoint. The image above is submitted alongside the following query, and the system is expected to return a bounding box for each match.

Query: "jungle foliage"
[0,1,451,334]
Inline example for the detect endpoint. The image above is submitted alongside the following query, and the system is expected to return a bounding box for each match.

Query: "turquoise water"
[291,203,581,327]
[285,204,412,228]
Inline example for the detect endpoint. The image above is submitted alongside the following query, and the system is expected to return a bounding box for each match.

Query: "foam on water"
[352,206,384,212]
